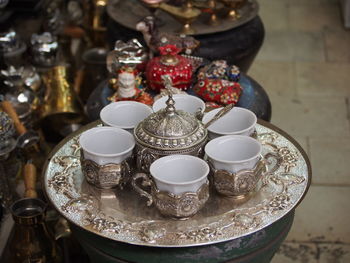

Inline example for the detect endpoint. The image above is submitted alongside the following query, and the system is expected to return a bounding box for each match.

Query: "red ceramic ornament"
[194,79,242,105]
[145,44,193,91]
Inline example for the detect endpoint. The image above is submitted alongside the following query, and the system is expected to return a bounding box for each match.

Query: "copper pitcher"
[5,198,61,263]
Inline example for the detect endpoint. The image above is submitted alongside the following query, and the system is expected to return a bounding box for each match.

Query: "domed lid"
[134,76,207,151]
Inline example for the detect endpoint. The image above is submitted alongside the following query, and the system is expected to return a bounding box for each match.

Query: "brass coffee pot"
[40,66,84,139]
[5,198,61,263]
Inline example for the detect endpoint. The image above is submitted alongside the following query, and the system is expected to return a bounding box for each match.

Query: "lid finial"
[161,75,176,115]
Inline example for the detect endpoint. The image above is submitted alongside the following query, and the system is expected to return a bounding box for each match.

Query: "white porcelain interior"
[100,101,153,132]
[205,135,262,173]
[79,127,135,165]
[152,94,205,115]
[202,107,257,139]
[150,155,209,195]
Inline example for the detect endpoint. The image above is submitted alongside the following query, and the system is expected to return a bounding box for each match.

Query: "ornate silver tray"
[43,120,311,247]
[107,0,259,35]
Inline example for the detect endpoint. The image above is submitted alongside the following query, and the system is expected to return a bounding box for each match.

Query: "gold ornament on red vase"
[145,44,193,91]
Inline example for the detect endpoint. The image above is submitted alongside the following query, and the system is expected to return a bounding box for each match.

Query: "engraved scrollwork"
[154,182,209,218]
[210,160,267,197]
[270,173,305,187]
[132,174,210,218]
[136,147,159,172]
[85,213,131,234]
[48,156,79,195]
[61,194,95,213]
[80,151,133,189]
[266,193,291,213]
[277,147,298,172]
[258,132,278,144]
[140,226,166,243]
[177,227,223,242]
[176,212,260,242]
[260,143,299,174]
[48,172,71,194]
[231,213,261,230]
[53,155,80,172]
[70,136,81,156]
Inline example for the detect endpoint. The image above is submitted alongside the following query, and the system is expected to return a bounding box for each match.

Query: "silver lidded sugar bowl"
[134,76,208,172]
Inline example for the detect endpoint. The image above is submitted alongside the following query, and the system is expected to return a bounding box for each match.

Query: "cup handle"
[131,173,154,206]
[263,152,282,174]
[195,107,204,121]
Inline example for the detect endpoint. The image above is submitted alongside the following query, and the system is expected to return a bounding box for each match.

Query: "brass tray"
[107,0,259,35]
[43,120,311,247]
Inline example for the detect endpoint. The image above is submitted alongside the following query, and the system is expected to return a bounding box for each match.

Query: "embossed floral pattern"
[45,124,310,246]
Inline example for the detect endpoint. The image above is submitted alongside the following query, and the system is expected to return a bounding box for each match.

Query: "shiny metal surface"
[107,0,258,35]
[31,32,59,67]
[81,151,134,189]
[203,103,235,129]
[0,28,21,53]
[132,174,210,219]
[5,198,60,263]
[40,66,84,125]
[134,77,208,171]
[43,120,311,247]
[0,111,16,157]
[106,39,148,73]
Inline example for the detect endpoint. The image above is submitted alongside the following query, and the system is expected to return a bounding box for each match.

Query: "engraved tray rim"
[107,0,259,36]
[43,119,311,247]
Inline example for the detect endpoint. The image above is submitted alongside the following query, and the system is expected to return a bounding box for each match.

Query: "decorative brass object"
[40,66,84,136]
[85,0,109,46]
[43,120,311,247]
[5,198,61,263]
[219,0,247,20]
[145,0,201,34]
[107,0,258,35]
[132,174,210,219]
[206,0,220,26]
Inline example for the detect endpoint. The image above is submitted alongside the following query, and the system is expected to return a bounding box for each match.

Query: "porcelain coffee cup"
[100,101,153,133]
[132,155,210,219]
[79,127,135,189]
[205,135,280,197]
[152,94,205,119]
[202,107,257,140]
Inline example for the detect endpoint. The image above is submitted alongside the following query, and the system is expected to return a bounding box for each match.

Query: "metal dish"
[107,0,259,35]
[43,119,311,247]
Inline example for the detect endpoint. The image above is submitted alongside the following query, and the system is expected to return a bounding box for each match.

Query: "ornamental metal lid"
[134,76,207,151]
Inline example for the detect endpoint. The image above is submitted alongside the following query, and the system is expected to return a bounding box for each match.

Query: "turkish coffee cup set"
[80,97,279,219]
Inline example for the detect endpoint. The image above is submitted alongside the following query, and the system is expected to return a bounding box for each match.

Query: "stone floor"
[248,0,350,262]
